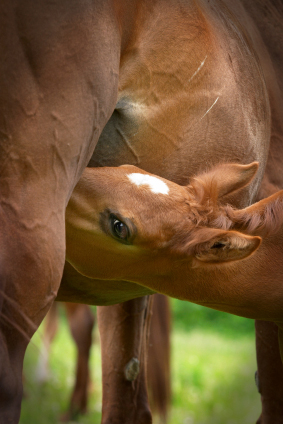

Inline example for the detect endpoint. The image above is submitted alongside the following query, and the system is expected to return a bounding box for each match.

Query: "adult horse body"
[0,1,281,423]
[0,1,120,422]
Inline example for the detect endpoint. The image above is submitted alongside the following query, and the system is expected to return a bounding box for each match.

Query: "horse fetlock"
[124,357,140,381]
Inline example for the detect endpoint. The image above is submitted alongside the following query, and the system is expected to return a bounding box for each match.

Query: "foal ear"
[191,162,259,199]
[193,229,261,264]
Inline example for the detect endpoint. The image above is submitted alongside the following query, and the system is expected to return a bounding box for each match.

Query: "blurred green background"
[20,299,261,424]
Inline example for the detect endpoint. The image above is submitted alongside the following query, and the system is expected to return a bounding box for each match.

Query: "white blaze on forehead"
[127,173,169,195]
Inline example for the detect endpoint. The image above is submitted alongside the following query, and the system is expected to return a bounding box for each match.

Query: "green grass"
[20,302,261,424]
[168,331,260,424]
[171,299,255,336]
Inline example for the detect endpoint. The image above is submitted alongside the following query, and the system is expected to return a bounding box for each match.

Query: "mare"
[2,1,283,423]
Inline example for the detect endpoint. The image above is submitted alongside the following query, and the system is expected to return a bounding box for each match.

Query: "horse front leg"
[255,320,283,424]
[97,296,153,424]
[147,294,171,423]
[0,210,66,423]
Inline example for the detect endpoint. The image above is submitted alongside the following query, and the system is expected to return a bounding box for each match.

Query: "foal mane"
[223,198,283,236]
[187,173,283,237]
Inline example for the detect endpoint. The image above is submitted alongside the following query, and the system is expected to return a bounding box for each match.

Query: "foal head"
[66,161,283,282]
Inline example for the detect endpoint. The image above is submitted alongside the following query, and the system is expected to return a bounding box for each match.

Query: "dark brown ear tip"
[250,161,259,171]
[246,235,261,257]
[254,235,262,248]
[242,161,259,174]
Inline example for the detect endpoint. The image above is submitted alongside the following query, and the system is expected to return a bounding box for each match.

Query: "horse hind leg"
[35,302,59,383]
[60,303,95,422]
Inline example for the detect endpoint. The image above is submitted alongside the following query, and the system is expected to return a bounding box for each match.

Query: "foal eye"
[113,219,128,239]
[110,215,130,242]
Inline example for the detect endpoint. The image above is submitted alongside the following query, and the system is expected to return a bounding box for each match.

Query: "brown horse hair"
[187,171,283,237]
[223,198,283,236]
[0,290,37,343]
[167,177,283,256]
[147,294,171,423]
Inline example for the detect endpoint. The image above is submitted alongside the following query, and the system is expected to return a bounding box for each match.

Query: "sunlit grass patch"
[168,331,260,424]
